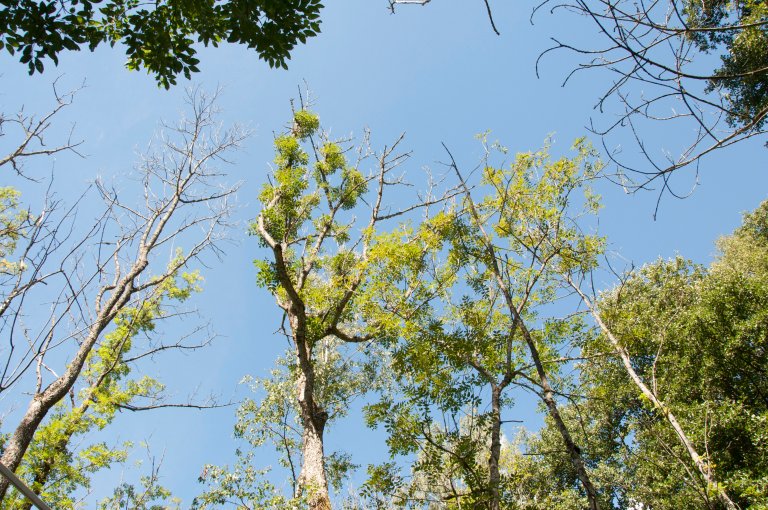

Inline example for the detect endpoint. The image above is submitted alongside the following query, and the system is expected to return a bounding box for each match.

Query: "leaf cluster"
[0,0,323,88]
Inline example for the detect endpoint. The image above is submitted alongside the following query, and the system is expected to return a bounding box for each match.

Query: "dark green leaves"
[0,0,324,88]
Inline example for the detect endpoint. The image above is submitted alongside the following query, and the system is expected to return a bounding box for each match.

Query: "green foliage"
[193,455,305,510]
[364,136,606,507]
[0,186,31,275]
[0,0,323,88]
[99,467,180,510]
[196,345,375,505]
[1,257,201,508]
[683,0,768,128]
[251,107,412,349]
[519,200,768,509]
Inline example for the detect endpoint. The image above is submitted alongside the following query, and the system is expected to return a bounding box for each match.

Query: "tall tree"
[3,263,201,509]
[367,137,607,510]
[520,201,768,509]
[0,0,322,87]
[0,89,243,503]
[251,105,451,509]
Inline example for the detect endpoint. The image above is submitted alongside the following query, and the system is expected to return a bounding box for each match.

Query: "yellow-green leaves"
[0,186,31,275]
[292,109,320,140]
[476,137,605,277]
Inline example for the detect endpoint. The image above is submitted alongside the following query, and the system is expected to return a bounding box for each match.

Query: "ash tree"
[0,89,243,505]
[365,136,608,510]
[251,105,455,510]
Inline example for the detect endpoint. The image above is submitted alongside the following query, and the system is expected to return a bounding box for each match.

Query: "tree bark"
[569,278,738,510]
[290,313,331,510]
[296,383,330,510]
[519,330,600,510]
[488,385,503,510]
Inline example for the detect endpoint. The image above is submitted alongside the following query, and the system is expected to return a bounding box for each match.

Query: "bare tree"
[387,0,502,35]
[0,88,244,502]
[535,0,768,200]
[0,80,84,176]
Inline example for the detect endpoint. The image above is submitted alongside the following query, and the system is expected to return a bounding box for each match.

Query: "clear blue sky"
[1,1,766,506]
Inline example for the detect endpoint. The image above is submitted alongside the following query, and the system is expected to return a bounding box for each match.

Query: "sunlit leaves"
[0,187,32,275]
[1,257,202,508]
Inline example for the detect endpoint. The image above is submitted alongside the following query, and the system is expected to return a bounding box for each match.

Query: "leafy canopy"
[0,0,323,88]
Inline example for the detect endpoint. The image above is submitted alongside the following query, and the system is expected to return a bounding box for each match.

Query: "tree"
[394,0,765,193]
[98,450,181,510]
[251,104,453,509]
[2,262,202,510]
[520,201,768,509]
[366,136,607,510]
[0,89,243,503]
[194,346,375,509]
[0,0,323,88]
[535,0,768,190]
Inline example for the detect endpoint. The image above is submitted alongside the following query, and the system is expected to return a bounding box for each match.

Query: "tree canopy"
[0,0,323,87]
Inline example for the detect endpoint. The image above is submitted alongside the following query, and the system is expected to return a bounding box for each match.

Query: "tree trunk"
[297,396,330,510]
[0,400,47,500]
[291,313,331,510]
[0,270,137,502]
[503,292,601,510]
[488,385,503,510]
[537,376,600,510]
[0,317,113,501]
[19,390,97,510]
[453,168,601,510]
[570,280,738,510]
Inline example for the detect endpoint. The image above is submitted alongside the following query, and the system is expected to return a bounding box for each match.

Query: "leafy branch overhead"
[0,0,323,88]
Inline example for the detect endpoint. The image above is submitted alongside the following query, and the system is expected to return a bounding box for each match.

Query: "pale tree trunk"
[0,305,125,501]
[297,395,330,510]
[18,356,124,510]
[569,278,738,510]
[291,313,331,510]
[488,385,504,510]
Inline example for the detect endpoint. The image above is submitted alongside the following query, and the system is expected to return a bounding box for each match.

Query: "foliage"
[99,460,181,510]
[687,0,768,128]
[250,104,433,507]
[194,455,305,510]
[364,136,606,509]
[519,200,768,509]
[1,260,201,509]
[194,346,374,507]
[0,0,323,88]
[0,187,31,275]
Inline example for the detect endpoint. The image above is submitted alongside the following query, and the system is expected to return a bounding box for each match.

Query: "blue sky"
[1,0,766,506]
